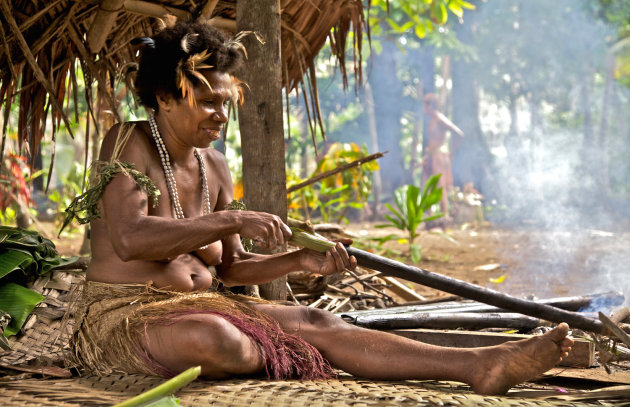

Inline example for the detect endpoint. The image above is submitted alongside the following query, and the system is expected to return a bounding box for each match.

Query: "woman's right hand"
[236,211,292,250]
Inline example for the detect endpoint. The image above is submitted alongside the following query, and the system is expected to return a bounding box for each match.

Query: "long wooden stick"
[286,151,386,193]
[346,246,623,334]
[345,312,542,331]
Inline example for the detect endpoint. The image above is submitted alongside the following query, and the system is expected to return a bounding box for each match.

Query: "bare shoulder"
[200,147,234,208]
[98,121,154,168]
[201,147,231,175]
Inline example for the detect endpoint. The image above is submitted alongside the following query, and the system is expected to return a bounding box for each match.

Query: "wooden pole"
[124,0,189,20]
[87,0,125,53]
[346,246,617,334]
[237,0,287,300]
[286,151,385,194]
[345,312,542,331]
[197,0,220,20]
[338,291,624,319]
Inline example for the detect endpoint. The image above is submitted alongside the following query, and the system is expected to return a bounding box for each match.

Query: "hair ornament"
[176,49,214,107]
[130,36,155,49]
[225,31,265,59]
[180,33,200,54]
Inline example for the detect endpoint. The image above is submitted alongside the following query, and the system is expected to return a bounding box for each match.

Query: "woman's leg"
[142,313,264,379]
[254,303,573,395]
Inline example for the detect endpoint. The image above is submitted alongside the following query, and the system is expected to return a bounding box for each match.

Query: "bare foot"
[469,323,574,395]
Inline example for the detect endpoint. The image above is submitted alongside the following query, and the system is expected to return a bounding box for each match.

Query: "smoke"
[463,1,630,308]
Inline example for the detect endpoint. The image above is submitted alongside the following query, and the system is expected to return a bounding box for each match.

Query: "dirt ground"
[345,222,630,306]
[44,219,629,307]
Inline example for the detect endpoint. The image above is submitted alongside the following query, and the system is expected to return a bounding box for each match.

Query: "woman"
[70,21,572,395]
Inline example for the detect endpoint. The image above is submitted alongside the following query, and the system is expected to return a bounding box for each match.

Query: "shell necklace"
[149,114,210,250]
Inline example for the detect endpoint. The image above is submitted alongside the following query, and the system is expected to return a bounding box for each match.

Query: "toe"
[546,323,570,343]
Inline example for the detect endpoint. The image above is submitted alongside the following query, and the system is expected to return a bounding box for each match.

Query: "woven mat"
[4,373,628,407]
[1,274,628,406]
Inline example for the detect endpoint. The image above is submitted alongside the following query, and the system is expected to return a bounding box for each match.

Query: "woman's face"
[163,70,233,148]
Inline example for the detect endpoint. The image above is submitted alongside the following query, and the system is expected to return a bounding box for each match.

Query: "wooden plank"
[542,367,630,385]
[381,276,426,302]
[390,328,595,368]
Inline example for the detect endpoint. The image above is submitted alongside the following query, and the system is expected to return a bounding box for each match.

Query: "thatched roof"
[0,0,365,171]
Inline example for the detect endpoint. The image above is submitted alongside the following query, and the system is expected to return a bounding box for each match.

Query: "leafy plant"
[288,142,377,224]
[376,174,444,263]
[0,226,77,338]
[48,161,85,232]
[0,154,40,226]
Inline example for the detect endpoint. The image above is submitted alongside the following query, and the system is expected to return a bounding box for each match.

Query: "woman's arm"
[217,236,355,286]
[211,155,356,286]
[99,125,290,262]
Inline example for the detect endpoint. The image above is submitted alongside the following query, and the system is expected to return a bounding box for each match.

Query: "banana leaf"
[0,249,34,279]
[0,227,78,338]
[0,226,58,259]
[0,282,45,337]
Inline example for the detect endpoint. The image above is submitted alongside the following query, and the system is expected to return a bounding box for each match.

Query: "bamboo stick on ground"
[343,312,542,331]
[346,246,620,334]
[289,229,628,334]
[338,291,624,318]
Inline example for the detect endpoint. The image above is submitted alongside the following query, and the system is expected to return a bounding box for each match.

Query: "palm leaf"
[0,282,45,337]
[0,249,34,279]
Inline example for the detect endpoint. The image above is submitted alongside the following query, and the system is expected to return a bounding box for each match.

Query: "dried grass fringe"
[65,281,334,380]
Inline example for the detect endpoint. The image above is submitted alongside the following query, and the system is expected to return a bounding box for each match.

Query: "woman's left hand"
[299,239,357,276]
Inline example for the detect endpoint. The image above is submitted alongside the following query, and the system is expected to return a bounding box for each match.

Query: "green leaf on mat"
[113,366,201,407]
[0,249,34,279]
[0,282,45,337]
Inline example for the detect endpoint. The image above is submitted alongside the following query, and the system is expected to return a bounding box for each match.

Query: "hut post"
[237,0,287,300]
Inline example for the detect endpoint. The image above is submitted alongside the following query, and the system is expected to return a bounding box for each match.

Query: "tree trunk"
[363,82,382,215]
[413,44,435,184]
[579,77,595,193]
[598,55,614,193]
[451,8,495,196]
[237,0,287,300]
[368,34,405,200]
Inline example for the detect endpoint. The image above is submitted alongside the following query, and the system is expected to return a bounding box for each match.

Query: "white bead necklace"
[149,114,211,250]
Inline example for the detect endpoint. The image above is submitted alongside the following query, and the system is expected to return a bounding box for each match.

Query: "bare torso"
[87,121,230,292]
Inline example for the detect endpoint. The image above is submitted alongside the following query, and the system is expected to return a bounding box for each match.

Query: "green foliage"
[0,154,41,226]
[369,0,474,39]
[0,226,77,338]
[48,162,86,233]
[376,174,444,262]
[59,161,160,236]
[288,142,377,224]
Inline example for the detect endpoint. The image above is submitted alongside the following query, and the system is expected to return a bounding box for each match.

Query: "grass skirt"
[67,281,334,380]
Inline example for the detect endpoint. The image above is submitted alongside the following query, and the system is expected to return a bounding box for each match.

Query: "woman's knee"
[298,306,347,331]
[157,315,263,376]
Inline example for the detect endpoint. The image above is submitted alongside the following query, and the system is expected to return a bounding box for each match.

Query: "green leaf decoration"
[0,283,45,337]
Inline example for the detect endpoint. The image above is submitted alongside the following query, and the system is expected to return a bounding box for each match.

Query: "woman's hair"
[135,21,246,110]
